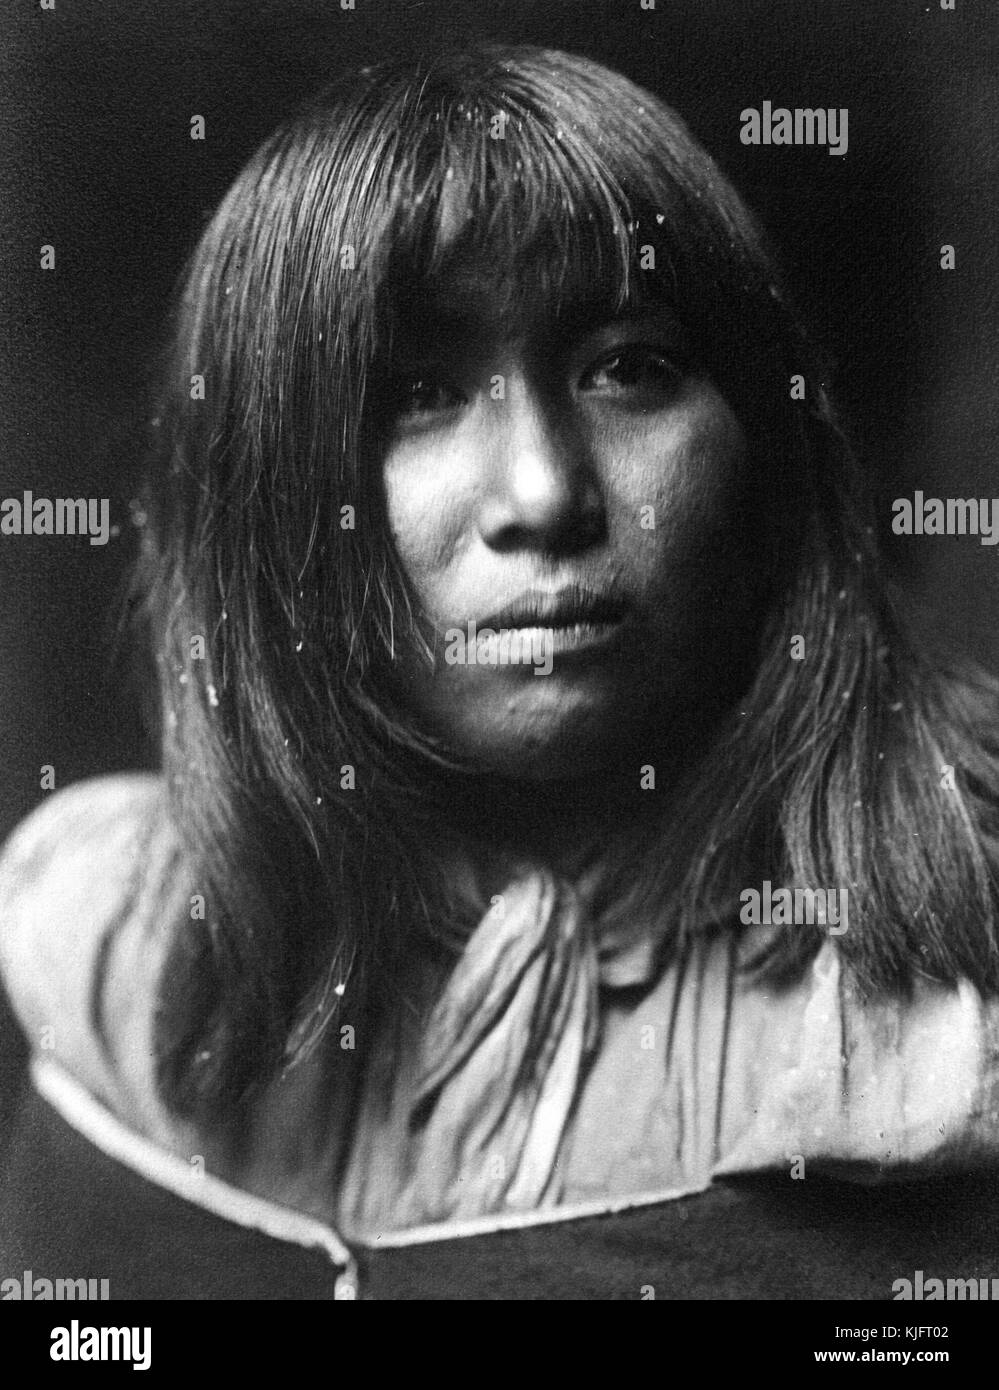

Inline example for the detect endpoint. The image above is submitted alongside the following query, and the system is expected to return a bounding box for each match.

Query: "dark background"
[1,0,996,1128]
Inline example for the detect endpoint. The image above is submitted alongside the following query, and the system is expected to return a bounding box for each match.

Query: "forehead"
[387,256,668,351]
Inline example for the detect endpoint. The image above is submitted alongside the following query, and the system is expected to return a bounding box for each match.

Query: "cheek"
[382,447,469,591]
[612,389,749,576]
[661,394,745,515]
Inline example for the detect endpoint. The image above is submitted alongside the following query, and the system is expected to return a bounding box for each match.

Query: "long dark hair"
[136,44,999,1133]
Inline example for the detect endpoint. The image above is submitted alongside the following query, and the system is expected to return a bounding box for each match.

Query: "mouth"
[473,584,630,660]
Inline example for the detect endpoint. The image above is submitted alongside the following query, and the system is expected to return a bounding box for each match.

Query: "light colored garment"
[330,866,999,1239]
[3,774,999,1248]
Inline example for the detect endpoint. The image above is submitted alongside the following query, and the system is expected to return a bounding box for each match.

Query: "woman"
[2,44,999,1294]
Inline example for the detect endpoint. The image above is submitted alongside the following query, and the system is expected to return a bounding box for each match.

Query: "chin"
[445,687,655,782]
[469,737,610,782]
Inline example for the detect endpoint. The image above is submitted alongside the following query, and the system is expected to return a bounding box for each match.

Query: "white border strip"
[30,1055,709,1255]
[30,1056,354,1270]
[363,1178,710,1249]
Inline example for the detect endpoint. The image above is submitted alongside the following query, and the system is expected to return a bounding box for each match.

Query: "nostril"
[483,484,607,556]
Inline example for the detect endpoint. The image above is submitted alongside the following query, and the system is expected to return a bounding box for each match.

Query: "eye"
[579,345,684,400]
[389,374,464,422]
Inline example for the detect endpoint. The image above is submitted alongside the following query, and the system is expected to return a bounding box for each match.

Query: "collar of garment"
[324,864,999,1239]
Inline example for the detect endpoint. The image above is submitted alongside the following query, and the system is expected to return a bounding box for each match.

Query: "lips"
[477,584,629,632]
[462,583,631,665]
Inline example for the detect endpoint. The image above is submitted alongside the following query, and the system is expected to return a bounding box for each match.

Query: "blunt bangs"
[261,46,798,440]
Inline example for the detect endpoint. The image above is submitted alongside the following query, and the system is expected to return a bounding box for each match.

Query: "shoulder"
[0,774,192,1142]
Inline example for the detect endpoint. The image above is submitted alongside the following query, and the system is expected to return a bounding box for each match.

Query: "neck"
[436,729,704,886]
[412,691,741,901]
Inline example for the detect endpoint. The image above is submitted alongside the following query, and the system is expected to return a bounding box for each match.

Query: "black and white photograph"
[0,0,997,1345]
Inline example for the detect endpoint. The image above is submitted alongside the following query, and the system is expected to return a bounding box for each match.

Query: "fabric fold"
[399,869,600,1221]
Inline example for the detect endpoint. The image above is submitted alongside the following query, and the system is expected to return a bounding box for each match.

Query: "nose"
[477,379,606,555]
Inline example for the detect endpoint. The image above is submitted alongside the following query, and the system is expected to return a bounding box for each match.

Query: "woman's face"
[381,263,765,781]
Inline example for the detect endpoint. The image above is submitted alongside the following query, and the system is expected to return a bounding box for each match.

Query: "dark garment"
[2,1086,998,1300]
